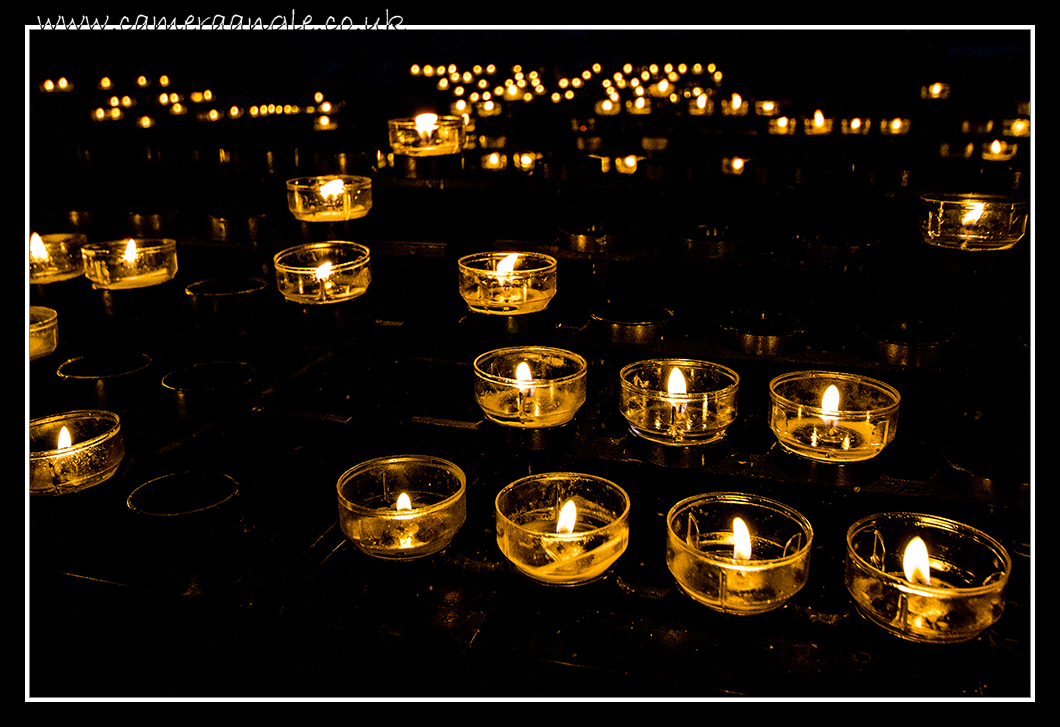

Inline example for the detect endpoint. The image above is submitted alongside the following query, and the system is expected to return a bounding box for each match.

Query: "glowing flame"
[30,233,48,262]
[991,139,1002,155]
[731,93,742,109]
[497,253,520,274]
[515,361,533,390]
[903,536,931,586]
[395,492,412,511]
[319,178,345,198]
[556,499,577,535]
[733,517,752,560]
[415,113,439,143]
[814,109,825,127]
[57,426,72,449]
[891,117,903,132]
[962,202,986,226]
[314,261,334,280]
[122,239,138,263]
[667,367,687,397]
[821,384,840,429]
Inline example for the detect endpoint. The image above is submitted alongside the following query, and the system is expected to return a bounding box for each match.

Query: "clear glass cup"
[273,241,371,304]
[473,346,587,428]
[286,175,372,222]
[919,193,1029,251]
[82,238,178,289]
[620,359,739,445]
[457,251,557,315]
[29,410,124,495]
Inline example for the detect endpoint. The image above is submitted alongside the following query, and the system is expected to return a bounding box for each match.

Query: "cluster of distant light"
[38,74,339,130]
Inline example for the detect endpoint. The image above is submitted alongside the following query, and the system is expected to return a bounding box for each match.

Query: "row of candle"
[334,453,1010,644]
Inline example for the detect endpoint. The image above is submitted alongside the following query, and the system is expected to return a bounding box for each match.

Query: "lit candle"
[474,346,587,429]
[81,238,178,290]
[388,114,466,156]
[30,410,125,496]
[30,232,85,284]
[457,251,557,315]
[273,242,371,305]
[982,139,1017,161]
[620,359,739,446]
[804,109,833,135]
[286,175,372,222]
[666,366,688,440]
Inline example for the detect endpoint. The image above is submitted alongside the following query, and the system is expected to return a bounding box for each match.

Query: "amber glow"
[962,202,986,226]
[122,239,138,263]
[515,361,533,387]
[667,367,687,397]
[814,109,825,127]
[396,492,412,511]
[319,179,345,198]
[733,517,752,560]
[903,536,931,585]
[57,426,72,450]
[314,261,334,281]
[30,233,48,262]
[731,93,742,109]
[497,253,520,274]
[991,139,1002,154]
[415,113,439,143]
[556,499,577,535]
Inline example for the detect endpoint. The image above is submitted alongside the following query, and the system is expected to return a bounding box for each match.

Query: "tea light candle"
[337,455,466,560]
[29,306,58,361]
[981,139,1018,161]
[495,472,631,586]
[30,232,85,284]
[666,493,813,614]
[769,371,900,463]
[81,238,177,289]
[803,109,833,135]
[768,116,795,135]
[845,512,1012,643]
[619,359,739,446]
[457,251,557,315]
[29,410,124,496]
[285,175,372,222]
[474,347,587,429]
[880,117,910,136]
[918,193,1029,251]
[388,113,466,156]
[273,241,371,304]
[841,118,871,135]
[594,98,620,116]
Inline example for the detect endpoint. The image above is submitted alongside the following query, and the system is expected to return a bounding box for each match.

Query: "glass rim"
[29,410,122,457]
[57,351,152,381]
[846,511,1012,596]
[769,370,900,413]
[285,174,371,190]
[473,346,587,385]
[919,191,1028,206]
[82,238,176,254]
[495,472,630,540]
[388,114,466,126]
[666,492,813,565]
[127,471,240,517]
[29,306,58,329]
[337,454,466,516]
[458,251,557,274]
[272,241,371,272]
[620,358,739,399]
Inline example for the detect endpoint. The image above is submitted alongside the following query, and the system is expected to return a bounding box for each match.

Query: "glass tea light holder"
[457,251,558,315]
[495,472,631,586]
[666,493,813,614]
[473,346,587,429]
[273,241,371,304]
[388,113,466,156]
[769,371,900,463]
[845,512,1011,644]
[30,232,86,284]
[619,359,739,446]
[81,238,178,289]
[337,455,466,560]
[29,306,59,361]
[29,410,124,496]
[918,193,1029,251]
[285,175,372,222]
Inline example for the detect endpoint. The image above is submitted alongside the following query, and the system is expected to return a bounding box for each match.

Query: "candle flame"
[731,93,742,109]
[122,239,138,263]
[497,253,520,275]
[962,202,986,226]
[903,536,931,586]
[667,367,687,397]
[313,261,334,280]
[395,492,412,511]
[556,499,577,535]
[415,112,438,142]
[814,109,825,127]
[57,426,72,449]
[991,139,1002,154]
[30,233,48,262]
[319,178,345,198]
[821,384,840,428]
[515,361,533,386]
[733,517,752,560]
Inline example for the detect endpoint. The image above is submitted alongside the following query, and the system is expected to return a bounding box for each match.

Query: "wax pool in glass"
[845,513,1011,644]
[388,114,467,156]
[82,238,178,289]
[619,359,739,445]
[29,410,124,496]
[337,455,466,560]
[30,232,86,284]
[769,371,899,463]
[273,241,371,304]
[918,193,1029,251]
[666,493,813,614]
[286,175,372,222]
[496,473,631,586]
[457,251,558,315]
[473,347,587,428]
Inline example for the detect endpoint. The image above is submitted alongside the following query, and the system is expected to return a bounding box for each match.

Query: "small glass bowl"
[473,346,587,428]
[769,371,899,463]
[495,472,631,586]
[666,493,813,614]
[273,241,371,304]
[29,306,58,361]
[845,512,1011,643]
[29,410,124,495]
[81,238,178,289]
[30,232,86,284]
[337,455,467,560]
[388,115,467,156]
[457,251,558,315]
[619,359,739,446]
[918,193,1029,251]
[285,175,372,222]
